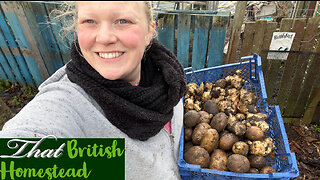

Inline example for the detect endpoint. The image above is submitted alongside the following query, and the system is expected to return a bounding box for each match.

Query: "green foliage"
[4,80,11,88]
[311,125,320,133]
[22,85,38,99]
[0,78,12,91]
[0,79,38,108]
[12,95,22,107]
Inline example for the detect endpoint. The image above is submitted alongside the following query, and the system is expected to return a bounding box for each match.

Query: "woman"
[0,2,186,179]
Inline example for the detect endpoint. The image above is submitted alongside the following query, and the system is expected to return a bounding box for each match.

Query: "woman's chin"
[99,71,122,81]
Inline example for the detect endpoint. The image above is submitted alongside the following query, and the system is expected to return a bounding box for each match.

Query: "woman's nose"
[95,23,117,44]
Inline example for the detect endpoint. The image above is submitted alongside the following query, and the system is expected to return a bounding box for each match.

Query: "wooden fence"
[226,17,320,123]
[0,1,229,87]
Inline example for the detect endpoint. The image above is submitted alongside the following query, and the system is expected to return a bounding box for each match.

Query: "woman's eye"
[85,19,95,24]
[118,19,128,24]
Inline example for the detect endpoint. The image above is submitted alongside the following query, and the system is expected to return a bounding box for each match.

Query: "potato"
[235,113,246,121]
[184,128,193,142]
[219,133,239,151]
[227,114,237,131]
[194,100,202,111]
[201,91,212,102]
[229,121,247,136]
[247,113,268,122]
[184,146,210,168]
[248,155,267,169]
[184,98,194,112]
[250,120,269,133]
[204,81,214,92]
[247,104,258,114]
[219,130,230,138]
[240,89,257,104]
[184,110,201,128]
[249,140,274,156]
[217,100,231,113]
[203,100,219,115]
[248,168,260,174]
[197,82,205,97]
[200,129,219,153]
[211,87,221,99]
[214,79,227,89]
[260,166,277,174]
[246,126,265,141]
[209,149,228,171]
[237,100,250,114]
[198,111,212,124]
[227,154,250,173]
[225,75,244,90]
[184,141,193,153]
[232,141,249,156]
[192,123,211,145]
[210,112,228,132]
[186,83,198,95]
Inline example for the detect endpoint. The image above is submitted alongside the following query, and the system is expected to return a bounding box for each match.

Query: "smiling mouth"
[98,52,124,59]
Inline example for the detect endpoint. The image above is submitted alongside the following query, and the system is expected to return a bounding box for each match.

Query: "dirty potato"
[203,100,219,115]
[192,123,211,145]
[219,133,239,151]
[210,112,228,132]
[246,126,265,141]
[200,128,219,153]
[260,166,277,174]
[227,154,250,173]
[184,110,201,128]
[198,111,212,124]
[248,155,267,169]
[184,127,193,141]
[184,146,210,168]
[232,141,249,156]
[209,149,228,171]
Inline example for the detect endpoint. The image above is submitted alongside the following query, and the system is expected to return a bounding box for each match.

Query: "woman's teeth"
[99,52,123,59]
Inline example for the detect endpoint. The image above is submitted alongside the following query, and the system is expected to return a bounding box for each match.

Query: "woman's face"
[77,2,155,85]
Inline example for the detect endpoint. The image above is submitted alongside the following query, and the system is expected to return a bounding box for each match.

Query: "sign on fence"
[267,32,296,60]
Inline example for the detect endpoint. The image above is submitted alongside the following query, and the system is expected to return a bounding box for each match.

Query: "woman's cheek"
[119,28,147,48]
[78,26,95,49]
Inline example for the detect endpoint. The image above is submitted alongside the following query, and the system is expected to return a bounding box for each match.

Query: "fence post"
[225,1,247,64]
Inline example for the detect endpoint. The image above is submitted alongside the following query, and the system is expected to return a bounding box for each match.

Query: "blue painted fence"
[0,2,229,86]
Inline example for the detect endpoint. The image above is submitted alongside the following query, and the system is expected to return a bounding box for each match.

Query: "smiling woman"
[76,2,155,84]
[0,1,187,179]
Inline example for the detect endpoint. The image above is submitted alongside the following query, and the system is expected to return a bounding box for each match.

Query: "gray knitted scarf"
[66,39,186,141]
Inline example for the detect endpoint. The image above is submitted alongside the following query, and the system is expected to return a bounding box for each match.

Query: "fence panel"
[293,18,320,116]
[1,1,48,86]
[284,18,320,117]
[191,15,211,70]
[276,18,307,111]
[157,13,175,53]
[177,14,191,67]
[207,15,229,67]
[260,22,277,86]
[265,19,292,105]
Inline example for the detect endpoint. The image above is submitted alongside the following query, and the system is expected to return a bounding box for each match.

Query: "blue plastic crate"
[179,54,299,179]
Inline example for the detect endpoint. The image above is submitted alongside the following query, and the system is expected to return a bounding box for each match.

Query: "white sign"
[267,32,296,60]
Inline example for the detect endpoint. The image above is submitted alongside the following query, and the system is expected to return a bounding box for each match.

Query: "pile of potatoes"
[183,70,277,174]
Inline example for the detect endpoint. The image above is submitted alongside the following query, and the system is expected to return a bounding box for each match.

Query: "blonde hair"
[50,1,157,43]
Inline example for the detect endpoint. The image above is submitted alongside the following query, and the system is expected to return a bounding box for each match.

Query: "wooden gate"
[0,2,230,87]
[228,17,320,123]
